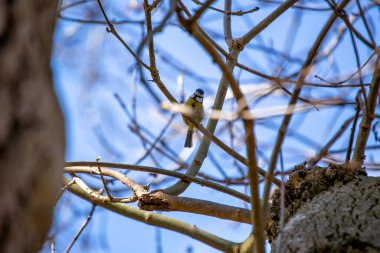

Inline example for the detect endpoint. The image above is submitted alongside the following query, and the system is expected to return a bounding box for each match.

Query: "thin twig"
[70,175,138,203]
[175,4,267,252]
[239,0,299,46]
[129,124,188,168]
[163,0,241,197]
[96,157,113,200]
[64,205,97,253]
[148,0,163,11]
[192,0,259,16]
[310,115,356,166]
[59,0,95,11]
[143,0,178,103]
[326,0,375,50]
[263,0,351,217]
[64,162,251,202]
[135,114,176,165]
[344,10,369,115]
[352,52,380,167]
[314,50,377,87]
[237,61,370,88]
[58,15,146,25]
[355,0,376,46]
[66,178,238,252]
[55,179,75,205]
[96,0,150,70]
[345,94,361,164]
[189,0,216,24]
[256,0,331,11]
[224,0,233,47]
[275,150,285,253]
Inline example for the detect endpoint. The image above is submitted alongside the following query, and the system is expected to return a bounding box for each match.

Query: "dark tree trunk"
[0,1,64,252]
[268,166,380,253]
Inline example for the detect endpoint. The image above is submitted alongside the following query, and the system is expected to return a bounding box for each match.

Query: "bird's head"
[191,88,204,103]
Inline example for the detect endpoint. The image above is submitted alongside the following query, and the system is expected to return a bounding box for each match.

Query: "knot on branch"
[266,164,367,243]
[337,9,347,17]
[230,39,244,52]
[151,68,160,80]
[105,24,114,33]
[138,190,171,211]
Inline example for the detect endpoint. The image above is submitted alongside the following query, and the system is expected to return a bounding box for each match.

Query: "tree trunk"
[268,166,380,253]
[0,1,64,252]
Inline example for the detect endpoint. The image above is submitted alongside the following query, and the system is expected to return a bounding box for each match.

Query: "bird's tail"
[184,128,193,148]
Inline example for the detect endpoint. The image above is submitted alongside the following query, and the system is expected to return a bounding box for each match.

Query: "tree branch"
[262,0,351,216]
[352,51,380,167]
[65,177,238,252]
[64,205,96,253]
[64,162,251,202]
[138,190,252,224]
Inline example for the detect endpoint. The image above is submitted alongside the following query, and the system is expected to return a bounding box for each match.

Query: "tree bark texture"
[268,166,380,253]
[0,1,64,253]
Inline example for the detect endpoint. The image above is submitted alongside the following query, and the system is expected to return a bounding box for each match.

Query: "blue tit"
[183,88,204,148]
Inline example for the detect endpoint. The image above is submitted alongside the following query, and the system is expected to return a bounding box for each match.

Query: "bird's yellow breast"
[185,98,202,109]
[183,98,204,128]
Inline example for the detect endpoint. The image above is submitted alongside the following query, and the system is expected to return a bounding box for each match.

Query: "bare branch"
[64,162,251,202]
[138,190,252,224]
[65,178,238,251]
[239,0,299,46]
[189,0,216,24]
[143,0,178,103]
[96,0,150,70]
[345,95,361,164]
[64,205,96,253]
[263,0,351,216]
[352,52,380,167]
[224,0,233,47]
[192,0,259,16]
[174,4,267,252]
[310,115,356,166]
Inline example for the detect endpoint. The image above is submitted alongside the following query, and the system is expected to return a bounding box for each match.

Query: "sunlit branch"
[64,169,253,223]
[66,177,238,251]
[64,161,251,202]
[138,190,252,224]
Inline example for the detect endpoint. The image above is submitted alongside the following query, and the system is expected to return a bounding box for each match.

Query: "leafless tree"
[53,0,380,252]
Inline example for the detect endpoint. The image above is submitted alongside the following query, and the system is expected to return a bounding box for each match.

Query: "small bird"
[183,89,204,148]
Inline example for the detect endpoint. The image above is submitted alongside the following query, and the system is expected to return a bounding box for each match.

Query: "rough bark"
[268,166,380,253]
[0,1,64,253]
